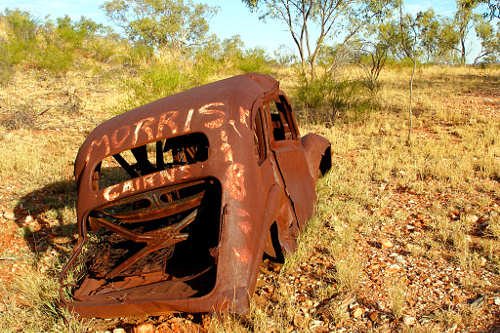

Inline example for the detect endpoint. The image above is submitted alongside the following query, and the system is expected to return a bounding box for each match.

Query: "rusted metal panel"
[59,73,331,318]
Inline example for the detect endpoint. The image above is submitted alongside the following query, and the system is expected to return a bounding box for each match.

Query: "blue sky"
[0,0,469,55]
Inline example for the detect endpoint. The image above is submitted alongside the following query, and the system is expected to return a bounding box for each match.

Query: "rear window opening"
[94,132,209,190]
[67,177,222,302]
[267,96,297,141]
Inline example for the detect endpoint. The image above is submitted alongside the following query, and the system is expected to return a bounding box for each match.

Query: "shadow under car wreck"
[59,73,331,318]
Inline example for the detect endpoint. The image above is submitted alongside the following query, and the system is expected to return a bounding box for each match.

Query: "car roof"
[74,73,279,181]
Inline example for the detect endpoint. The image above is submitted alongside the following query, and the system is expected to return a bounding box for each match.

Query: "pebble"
[3,210,15,220]
[113,329,126,333]
[369,310,379,322]
[468,215,479,223]
[403,315,416,326]
[381,239,393,249]
[479,256,487,266]
[478,215,489,223]
[134,323,155,333]
[386,264,400,274]
[352,307,364,318]
[405,224,415,231]
[294,313,304,328]
[494,297,500,305]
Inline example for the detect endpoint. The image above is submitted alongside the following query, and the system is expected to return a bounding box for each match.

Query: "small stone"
[479,256,487,266]
[369,310,379,322]
[381,239,393,249]
[386,264,400,274]
[403,315,416,326]
[468,215,479,223]
[294,313,304,328]
[113,329,126,333]
[310,320,324,330]
[352,307,364,318]
[3,210,14,220]
[53,237,71,244]
[134,323,155,333]
[494,297,500,305]
[395,256,406,264]
[478,215,489,224]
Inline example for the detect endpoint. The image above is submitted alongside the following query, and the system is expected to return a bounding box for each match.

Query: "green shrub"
[35,43,74,76]
[1,9,39,68]
[295,74,376,124]
[122,62,185,111]
[56,15,104,51]
[2,9,38,43]
[237,47,271,74]
[128,43,154,66]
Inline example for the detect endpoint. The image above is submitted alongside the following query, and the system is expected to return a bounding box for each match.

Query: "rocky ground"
[0,67,499,332]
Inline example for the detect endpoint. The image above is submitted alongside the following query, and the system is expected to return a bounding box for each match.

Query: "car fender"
[301,133,332,182]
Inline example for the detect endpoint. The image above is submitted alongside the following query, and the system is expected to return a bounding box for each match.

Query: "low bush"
[237,47,271,74]
[294,74,376,125]
[122,62,185,111]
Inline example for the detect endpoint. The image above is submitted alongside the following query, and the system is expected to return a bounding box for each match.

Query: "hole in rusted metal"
[95,132,209,190]
[268,98,296,141]
[102,198,152,215]
[253,108,267,165]
[68,177,221,302]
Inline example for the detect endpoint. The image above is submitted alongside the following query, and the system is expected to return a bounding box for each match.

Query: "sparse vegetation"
[0,2,499,332]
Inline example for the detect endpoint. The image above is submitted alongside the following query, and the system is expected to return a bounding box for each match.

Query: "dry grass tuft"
[0,63,499,332]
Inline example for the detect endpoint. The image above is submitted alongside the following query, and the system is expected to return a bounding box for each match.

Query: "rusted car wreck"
[59,73,331,318]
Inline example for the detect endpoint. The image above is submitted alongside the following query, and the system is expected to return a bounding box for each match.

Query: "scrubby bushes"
[0,9,113,79]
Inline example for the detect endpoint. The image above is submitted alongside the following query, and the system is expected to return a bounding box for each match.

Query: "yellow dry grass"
[0,62,499,332]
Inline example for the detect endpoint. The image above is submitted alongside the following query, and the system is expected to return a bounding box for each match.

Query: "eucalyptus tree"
[241,0,397,80]
[473,17,500,64]
[101,0,218,50]
[452,0,481,64]
[471,0,499,19]
[390,7,437,143]
[487,0,499,18]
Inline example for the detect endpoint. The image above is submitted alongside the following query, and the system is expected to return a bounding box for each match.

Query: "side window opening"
[268,98,296,141]
[253,108,266,164]
[94,132,209,190]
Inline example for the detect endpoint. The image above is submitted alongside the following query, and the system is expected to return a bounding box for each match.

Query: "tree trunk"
[407,57,415,145]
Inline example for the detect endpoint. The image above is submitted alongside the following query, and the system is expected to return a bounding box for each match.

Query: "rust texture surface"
[59,73,331,318]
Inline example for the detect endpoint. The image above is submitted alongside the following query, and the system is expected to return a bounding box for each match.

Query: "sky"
[0,0,472,56]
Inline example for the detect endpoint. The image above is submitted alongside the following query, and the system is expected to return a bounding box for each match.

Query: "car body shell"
[59,73,331,318]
